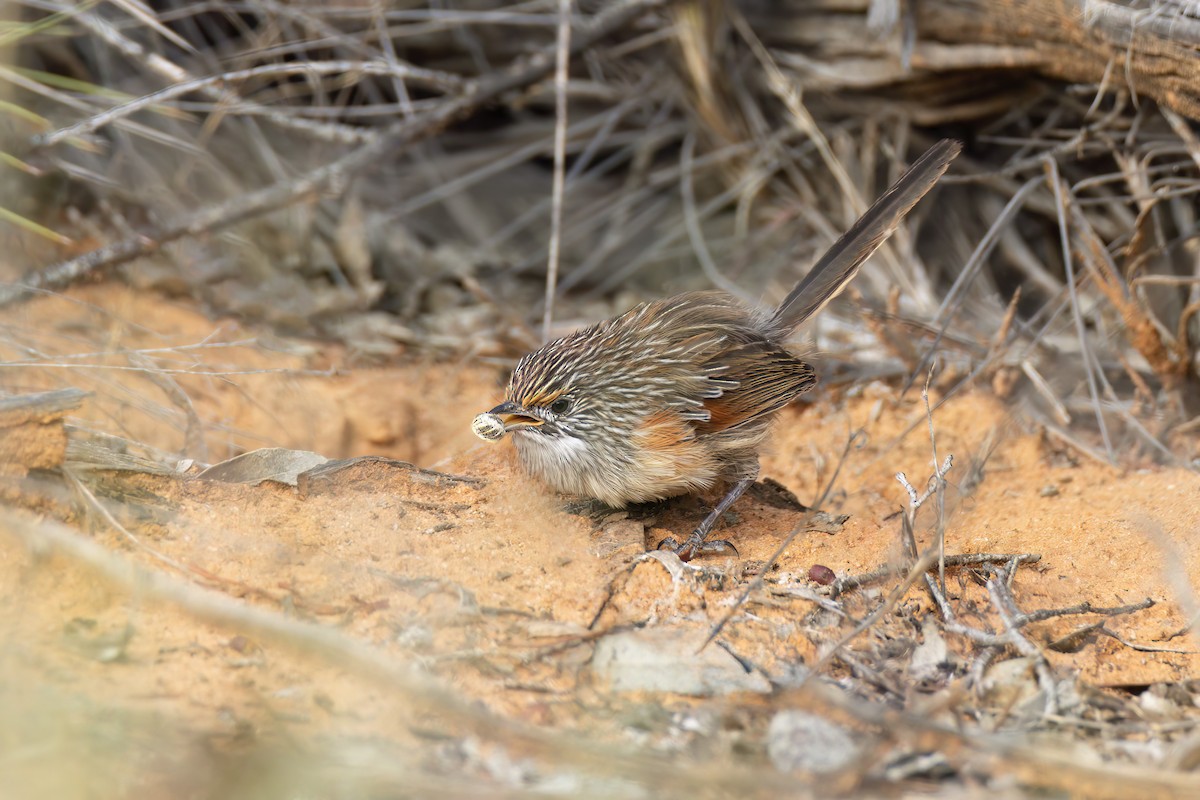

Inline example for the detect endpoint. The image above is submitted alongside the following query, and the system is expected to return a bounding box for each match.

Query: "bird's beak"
[487,401,544,431]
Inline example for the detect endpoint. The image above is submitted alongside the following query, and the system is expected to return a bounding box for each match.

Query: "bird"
[472,139,961,560]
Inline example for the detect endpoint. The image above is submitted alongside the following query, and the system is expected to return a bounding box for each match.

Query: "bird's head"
[472,335,616,445]
[471,295,740,449]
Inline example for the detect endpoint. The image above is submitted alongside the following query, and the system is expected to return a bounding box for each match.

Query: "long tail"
[771,138,961,334]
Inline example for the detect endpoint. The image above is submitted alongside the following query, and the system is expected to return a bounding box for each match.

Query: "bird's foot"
[655,530,739,562]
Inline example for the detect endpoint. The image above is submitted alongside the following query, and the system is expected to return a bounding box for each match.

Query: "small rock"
[983,657,1039,708]
[592,519,646,559]
[909,617,952,681]
[767,711,861,774]
[591,627,770,696]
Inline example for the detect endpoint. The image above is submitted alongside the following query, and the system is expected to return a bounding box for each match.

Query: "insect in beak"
[472,401,544,442]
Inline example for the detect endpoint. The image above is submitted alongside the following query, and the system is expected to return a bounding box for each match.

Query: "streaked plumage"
[502,292,811,506]
[474,140,961,557]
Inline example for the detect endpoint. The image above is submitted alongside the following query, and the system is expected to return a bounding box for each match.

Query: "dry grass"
[3,0,1195,459]
[2,1,1200,797]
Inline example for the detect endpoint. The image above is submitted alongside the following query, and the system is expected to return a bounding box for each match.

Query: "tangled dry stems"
[2,1,1200,796]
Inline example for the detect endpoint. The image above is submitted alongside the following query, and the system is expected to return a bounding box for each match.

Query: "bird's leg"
[657,471,756,561]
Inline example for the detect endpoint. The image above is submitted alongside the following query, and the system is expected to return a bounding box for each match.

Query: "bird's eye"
[549,398,571,415]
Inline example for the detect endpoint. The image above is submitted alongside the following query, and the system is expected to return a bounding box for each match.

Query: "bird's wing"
[695,341,815,433]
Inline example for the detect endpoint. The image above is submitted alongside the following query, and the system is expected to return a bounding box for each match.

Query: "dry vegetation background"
[2,1,1200,798]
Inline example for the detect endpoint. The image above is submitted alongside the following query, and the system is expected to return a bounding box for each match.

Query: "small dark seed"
[808,564,836,585]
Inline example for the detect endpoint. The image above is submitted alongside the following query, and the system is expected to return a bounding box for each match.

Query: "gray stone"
[591,627,771,696]
[767,711,861,774]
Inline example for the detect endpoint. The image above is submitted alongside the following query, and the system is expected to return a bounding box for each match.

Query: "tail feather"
[771,139,961,334]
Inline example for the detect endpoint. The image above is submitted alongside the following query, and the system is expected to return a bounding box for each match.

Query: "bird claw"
[655,531,739,562]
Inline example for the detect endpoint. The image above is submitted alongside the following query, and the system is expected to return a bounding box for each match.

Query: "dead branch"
[0,0,665,309]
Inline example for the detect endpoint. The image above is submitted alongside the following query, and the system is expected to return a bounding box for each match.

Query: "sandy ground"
[2,284,1199,795]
